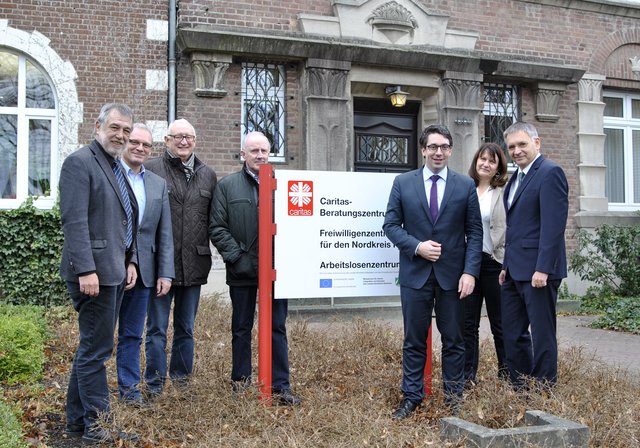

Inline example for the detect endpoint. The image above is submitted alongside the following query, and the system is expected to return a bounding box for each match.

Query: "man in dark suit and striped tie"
[60,103,140,445]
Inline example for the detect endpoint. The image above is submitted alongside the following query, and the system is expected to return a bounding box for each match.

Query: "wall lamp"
[385,85,409,107]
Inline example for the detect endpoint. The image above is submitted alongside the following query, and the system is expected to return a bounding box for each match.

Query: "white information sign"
[274,170,400,299]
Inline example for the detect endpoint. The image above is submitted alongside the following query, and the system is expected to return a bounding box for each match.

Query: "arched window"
[0,50,57,207]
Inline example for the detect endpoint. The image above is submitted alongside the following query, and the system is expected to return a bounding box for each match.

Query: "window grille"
[240,63,286,161]
[483,83,520,165]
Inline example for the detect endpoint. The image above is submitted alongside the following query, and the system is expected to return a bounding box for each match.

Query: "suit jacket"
[135,170,175,288]
[502,155,568,281]
[487,186,506,264]
[60,140,137,286]
[383,167,483,290]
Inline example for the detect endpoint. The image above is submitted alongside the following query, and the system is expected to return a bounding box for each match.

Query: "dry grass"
[100,296,639,448]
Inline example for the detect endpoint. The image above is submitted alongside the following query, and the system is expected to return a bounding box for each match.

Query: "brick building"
[2,0,640,293]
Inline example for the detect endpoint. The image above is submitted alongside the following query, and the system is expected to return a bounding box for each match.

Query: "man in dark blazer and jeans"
[115,123,174,405]
[60,103,139,444]
[383,124,482,419]
[499,122,569,389]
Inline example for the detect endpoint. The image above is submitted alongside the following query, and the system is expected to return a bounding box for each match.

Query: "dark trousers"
[400,272,464,403]
[501,273,560,388]
[463,253,507,383]
[229,285,290,391]
[66,281,124,431]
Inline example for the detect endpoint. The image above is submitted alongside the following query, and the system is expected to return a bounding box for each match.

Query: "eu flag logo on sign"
[319,279,333,288]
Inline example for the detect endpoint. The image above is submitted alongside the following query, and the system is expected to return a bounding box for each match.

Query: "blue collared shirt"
[120,160,146,224]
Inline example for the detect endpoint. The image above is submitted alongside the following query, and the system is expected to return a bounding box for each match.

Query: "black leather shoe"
[232,378,251,393]
[65,424,84,437]
[81,428,113,445]
[392,399,420,420]
[82,428,140,445]
[444,396,463,417]
[273,389,301,406]
[122,396,150,409]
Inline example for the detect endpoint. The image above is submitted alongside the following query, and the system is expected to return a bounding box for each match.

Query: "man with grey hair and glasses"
[115,123,174,406]
[144,119,217,396]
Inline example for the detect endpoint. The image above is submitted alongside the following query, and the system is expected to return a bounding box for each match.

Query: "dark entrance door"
[353,98,419,173]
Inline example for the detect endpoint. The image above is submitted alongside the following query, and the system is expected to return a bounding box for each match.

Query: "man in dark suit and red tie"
[383,124,483,419]
[499,122,569,390]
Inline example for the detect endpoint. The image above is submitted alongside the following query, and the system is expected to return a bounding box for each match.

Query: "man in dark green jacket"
[209,131,299,405]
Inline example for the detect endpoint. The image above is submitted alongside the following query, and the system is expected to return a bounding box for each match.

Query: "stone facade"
[4,0,640,291]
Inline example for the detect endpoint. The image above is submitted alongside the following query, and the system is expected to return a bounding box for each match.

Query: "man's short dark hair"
[419,124,453,149]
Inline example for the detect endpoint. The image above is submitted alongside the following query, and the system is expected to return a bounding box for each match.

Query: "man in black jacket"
[144,119,217,395]
[209,131,300,405]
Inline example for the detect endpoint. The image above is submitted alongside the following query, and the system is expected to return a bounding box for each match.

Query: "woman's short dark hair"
[468,142,508,188]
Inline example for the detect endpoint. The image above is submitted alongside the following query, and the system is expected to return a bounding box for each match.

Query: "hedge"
[0,198,67,306]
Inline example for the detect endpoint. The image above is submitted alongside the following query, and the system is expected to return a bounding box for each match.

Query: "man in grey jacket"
[210,131,299,405]
[60,103,139,444]
[144,119,217,395]
[115,123,174,405]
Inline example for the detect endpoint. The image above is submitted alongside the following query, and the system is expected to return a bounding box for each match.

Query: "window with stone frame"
[603,92,640,209]
[240,62,286,162]
[0,50,57,208]
[482,83,520,167]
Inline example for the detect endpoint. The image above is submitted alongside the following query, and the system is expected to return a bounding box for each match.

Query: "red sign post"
[257,164,276,404]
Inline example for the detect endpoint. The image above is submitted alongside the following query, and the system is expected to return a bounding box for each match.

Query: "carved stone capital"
[442,77,482,109]
[534,83,566,123]
[306,66,349,98]
[190,53,232,98]
[578,74,605,103]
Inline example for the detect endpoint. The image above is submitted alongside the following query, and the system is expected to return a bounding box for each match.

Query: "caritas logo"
[288,180,313,216]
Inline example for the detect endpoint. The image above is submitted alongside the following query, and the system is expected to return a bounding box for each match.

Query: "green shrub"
[591,297,640,335]
[0,398,26,448]
[570,224,640,297]
[0,305,47,338]
[0,314,46,385]
[0,198,67,306]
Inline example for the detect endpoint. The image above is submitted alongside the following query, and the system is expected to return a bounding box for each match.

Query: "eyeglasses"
[425,144,452,153]
[128,139,153,150]
[168,134,196,143]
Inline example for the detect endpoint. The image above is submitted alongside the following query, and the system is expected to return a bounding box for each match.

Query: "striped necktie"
[516,171,525,193]
[112,161,134,248]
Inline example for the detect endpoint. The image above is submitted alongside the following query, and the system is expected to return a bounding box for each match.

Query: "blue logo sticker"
[319,279,333,288]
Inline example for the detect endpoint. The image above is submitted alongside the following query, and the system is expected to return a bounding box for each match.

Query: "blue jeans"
[116,279,152,400]
[66,281,124,431]
[144,285,201,393]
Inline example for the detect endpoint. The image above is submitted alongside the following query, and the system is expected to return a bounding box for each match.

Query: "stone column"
[534,82,566,123]
[441,71,483,172]
[304,59,351,171]
[577,74,608,213]
[189,53,232,98]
